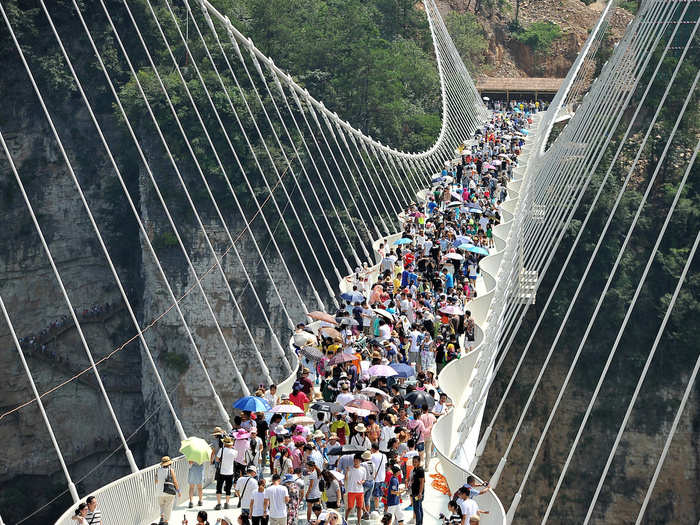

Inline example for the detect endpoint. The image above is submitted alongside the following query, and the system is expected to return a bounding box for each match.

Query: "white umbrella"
[373,308,394,320]
[445,253,464,261]
[482,96,490,101]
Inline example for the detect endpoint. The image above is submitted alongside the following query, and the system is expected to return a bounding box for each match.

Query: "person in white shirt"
[236,465,259,517]
[215,438,238,510]
[349,424,371,449]
[250,478,268,525]
[336,383,355,406]
[345,455,367,523]
[456,488,487,525]
[370,443,387,512]
[264,474,290,525]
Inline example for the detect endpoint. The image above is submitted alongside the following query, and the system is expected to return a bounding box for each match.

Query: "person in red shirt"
[289,385,309,411]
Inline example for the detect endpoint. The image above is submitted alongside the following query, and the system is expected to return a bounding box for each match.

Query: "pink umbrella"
[439,305,464,316]
[368,364,398,377]
[345,399,380,412]
[344,406,372,417]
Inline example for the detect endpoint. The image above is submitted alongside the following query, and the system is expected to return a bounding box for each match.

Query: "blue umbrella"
[467,207,483,214]
[233,396,271,412]
[453,236,470,246]
[390,362,415,378]
[393,238,413,245]
[466,246,489,256]
[456,242,474,250]
[340,291,365,303]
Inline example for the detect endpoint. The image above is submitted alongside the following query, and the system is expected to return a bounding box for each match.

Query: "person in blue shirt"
[386,465,404,525]
[442,268,454,291]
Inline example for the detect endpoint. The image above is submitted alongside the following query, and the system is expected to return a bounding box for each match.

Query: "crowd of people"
[73,102,535,525]
[15,302,117,360]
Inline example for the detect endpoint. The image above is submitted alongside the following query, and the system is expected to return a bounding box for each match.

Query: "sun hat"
[313,430,325,439]
[160,456,172,467]
[211,426,225,436]
[355,423,367,432]
[361,450,372,460]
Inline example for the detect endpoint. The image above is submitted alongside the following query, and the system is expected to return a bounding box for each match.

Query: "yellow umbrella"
[179,437,212,465]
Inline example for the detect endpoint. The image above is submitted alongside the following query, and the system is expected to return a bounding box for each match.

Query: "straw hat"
[328,432,338,440]
[361,450,372,460]
[160,456,173,467]
[355,423,367,433]
[211,426,225,436]
[222,437,234,446]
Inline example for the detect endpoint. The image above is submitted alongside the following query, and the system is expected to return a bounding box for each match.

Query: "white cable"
[580,145,700,523]
[478,0,680,470]
[0,209,79,503]
[0,1,139,473]
[506,62,700,525]
[119,0,294,373]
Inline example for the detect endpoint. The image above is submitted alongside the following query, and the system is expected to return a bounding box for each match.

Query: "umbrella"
[368,364,398,377]
[444,253,463,261]
[492,160,502,166]
[340,291,365,303]
[450,191,463,200]
[284,416,315,427]
[345,399,380,412]
[482,96,490,101]
[233,395,271,412]
[389,362,414,378]
[440,305,464,316]
[300,345,324,361]
[179,437,212,465]
[310,401,344,413]
[327,444,366,456]
[466,245,489,256]
[484,164,496,170]
[467,208,483,215]
[446,201,461,208]
[373,308,395,320]
[307,311,337,324]
[405,391,435,409]
[456,243,474,250]
[361,387,389,398]
[319,326,343,342]
[340,318,359,327]
[344,406,372,417]
[393,238,413,245]
[329,352,357,365]
[454,236,470,246]
[293,331,317,348]
[271,404,305,414]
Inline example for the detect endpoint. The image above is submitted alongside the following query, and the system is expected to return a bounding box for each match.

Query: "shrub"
[513,21,563,53]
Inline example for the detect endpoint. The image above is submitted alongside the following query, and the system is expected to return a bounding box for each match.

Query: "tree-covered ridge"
[225,0,443,151]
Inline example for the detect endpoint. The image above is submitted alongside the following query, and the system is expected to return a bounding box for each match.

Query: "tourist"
[409,455,425,525]
[236,465,259,517]
[250,478,268,525]
[344,454,367,524]
[263,474,289,525]
[188,459,205,508]
[215,438,237,510]
[154,456,179,524]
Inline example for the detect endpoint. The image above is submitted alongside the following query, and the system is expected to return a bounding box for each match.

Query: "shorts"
[416,442,425,452]
[326,501,339,509]
[373,482,386,498]
[387,504,403,523]
[347,492,364,509]
[306,497,320,504]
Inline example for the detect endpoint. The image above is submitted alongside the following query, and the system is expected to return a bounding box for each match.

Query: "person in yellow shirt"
[393,272,402,295]
[330,413,351,445]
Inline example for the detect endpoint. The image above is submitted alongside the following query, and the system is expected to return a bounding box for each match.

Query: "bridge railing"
[54,457,215,525]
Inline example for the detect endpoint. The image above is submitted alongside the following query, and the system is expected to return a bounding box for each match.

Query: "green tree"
[445,12,488,75]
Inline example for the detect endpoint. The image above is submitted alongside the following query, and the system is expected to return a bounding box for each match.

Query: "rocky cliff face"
[0,96,312,522]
